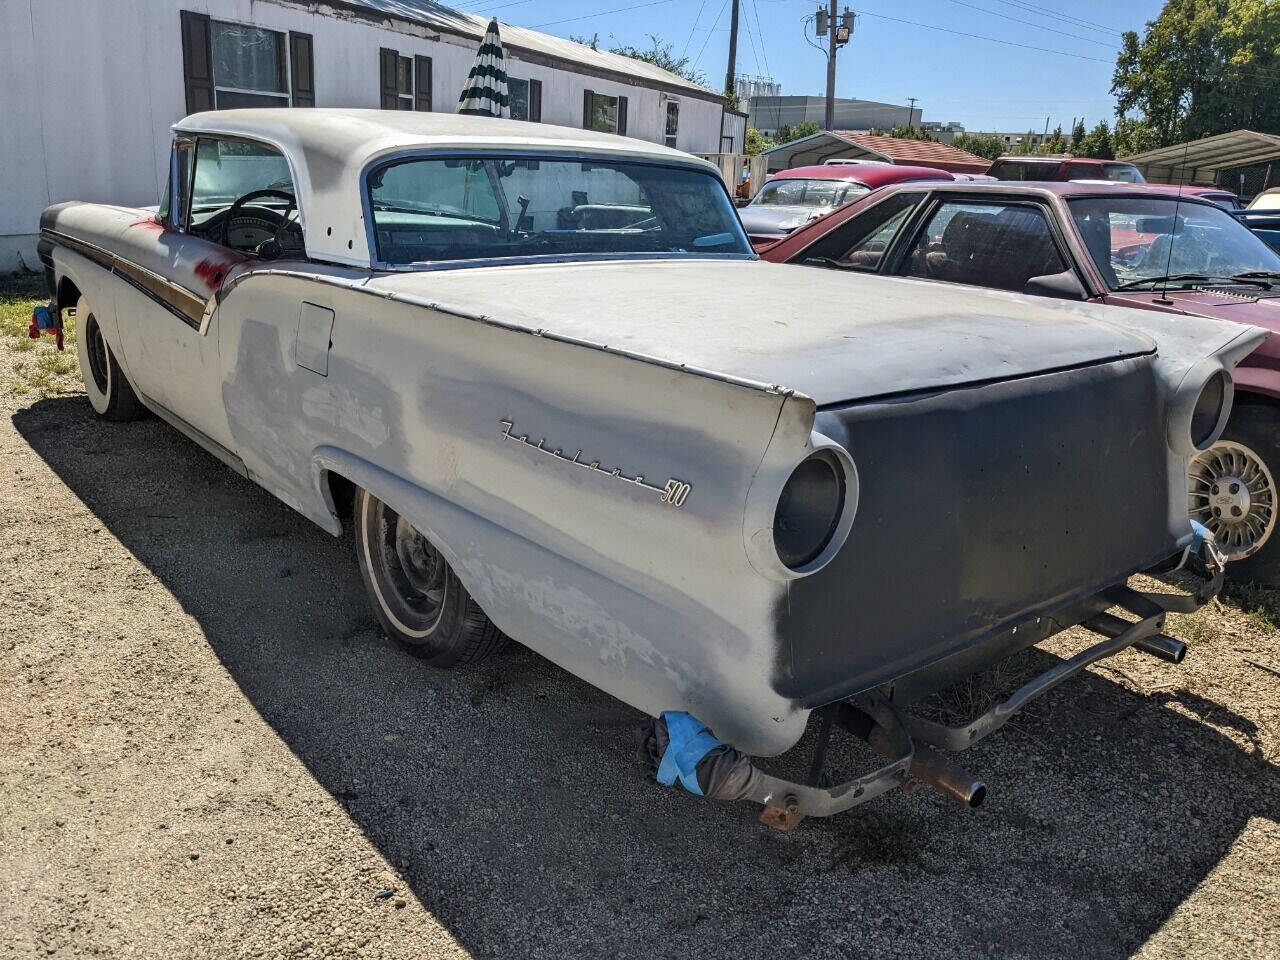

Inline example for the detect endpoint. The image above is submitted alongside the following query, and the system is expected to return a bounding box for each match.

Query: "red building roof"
[834,133,990,174]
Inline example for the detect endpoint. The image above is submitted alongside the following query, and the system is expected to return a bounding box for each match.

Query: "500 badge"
[501,420,691,509]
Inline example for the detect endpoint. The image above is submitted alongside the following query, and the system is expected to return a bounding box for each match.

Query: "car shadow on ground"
[14,396,1280,959]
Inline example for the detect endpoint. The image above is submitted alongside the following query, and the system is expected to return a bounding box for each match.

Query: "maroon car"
[987,155,1145,183]
[738,163,952,249]
[761,181,1280,581]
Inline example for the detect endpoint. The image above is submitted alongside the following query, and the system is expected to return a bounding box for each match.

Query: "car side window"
[187,137,301,256]
[902,200,1068,292]
[792,192,924,270]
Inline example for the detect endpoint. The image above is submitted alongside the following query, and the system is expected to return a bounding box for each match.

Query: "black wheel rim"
[85,315,109,394]
[365,498,448,638]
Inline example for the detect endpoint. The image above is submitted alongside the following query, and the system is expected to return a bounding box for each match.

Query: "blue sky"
[453,0,1167,132]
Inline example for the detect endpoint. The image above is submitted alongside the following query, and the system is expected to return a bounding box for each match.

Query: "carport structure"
[1123,129,1280,189]
[762,131,989,175]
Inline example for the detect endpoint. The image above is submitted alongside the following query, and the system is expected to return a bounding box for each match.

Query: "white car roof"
[175,108,716,267]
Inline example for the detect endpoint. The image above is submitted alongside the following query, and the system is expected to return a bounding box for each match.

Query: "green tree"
[952,133,1006,160]
[744,127,774,155]
[575,34,708,86]
[1069,118,1087,152]
[774,121,820,145]
[1112,0,1280,148]
[1038,125,1068,154]
[887,125,938,142]
[1075,121,1116,159]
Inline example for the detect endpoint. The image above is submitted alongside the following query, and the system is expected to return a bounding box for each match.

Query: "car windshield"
[1067,196,1280,290]
[750,178,869,208]
[367,156,751,265]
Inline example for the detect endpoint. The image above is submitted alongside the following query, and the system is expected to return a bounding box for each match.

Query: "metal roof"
[1123,130,1280,173]
[300,0,718,99]
[762,131,989,174]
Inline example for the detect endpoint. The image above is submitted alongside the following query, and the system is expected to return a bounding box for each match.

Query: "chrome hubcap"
[1189,440,1277,559]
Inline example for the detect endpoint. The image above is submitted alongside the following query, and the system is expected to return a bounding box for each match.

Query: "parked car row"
[34,110,1266,826]
[746,159,1280,581]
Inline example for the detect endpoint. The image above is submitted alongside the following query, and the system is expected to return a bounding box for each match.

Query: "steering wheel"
[221,188,298,256]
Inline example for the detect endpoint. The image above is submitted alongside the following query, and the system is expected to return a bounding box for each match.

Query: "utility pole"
[815,6,853,130]
[906,97,919,128]
[725,0,740,104]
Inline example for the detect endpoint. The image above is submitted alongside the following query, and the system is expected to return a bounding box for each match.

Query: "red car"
[987,155,1145,183]
[761,180,1280,580]
[738,163,952,249]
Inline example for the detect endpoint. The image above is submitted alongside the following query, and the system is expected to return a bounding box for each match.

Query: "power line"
[750,0,772,79]
[680,0,710,59]
[987,0,1124,36]
[531,0,679,29]
[851,7,1113,63]
[945,0,1118,48]
[693,0,731,69]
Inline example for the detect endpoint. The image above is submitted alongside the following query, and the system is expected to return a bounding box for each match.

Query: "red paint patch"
[194,257,237,291]
[128,217,165,232]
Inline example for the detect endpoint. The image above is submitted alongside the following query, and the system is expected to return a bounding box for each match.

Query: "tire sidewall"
[354,488,469,666]
[1211,403,1280,583]
[75,296,113,417]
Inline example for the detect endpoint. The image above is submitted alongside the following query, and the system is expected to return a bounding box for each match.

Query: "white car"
[38,109,1261,823]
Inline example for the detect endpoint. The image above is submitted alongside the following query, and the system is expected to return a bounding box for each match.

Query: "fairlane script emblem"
[500,420,691,508]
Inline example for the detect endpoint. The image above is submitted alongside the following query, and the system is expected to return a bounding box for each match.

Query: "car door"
[785,190,929,272]
[111,135,300,453]
[890,197,1078,296]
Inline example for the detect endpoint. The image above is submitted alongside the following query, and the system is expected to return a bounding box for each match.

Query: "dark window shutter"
[414,56,432,111]
[289,32,315,107]
[529,79,542,122]
[583,89,594,129]
[180,11,214,114]
[617,96,628,136]
[379,47,399,110]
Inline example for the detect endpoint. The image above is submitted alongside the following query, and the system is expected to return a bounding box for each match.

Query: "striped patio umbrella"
[457,18,509,117]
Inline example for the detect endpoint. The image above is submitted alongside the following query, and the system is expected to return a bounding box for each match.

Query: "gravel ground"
[1,278,1278,958]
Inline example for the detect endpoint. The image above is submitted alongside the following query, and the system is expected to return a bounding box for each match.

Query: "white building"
[1,0,735,272]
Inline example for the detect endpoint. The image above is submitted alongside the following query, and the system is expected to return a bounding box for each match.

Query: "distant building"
[762,131,989,174]
[748,96,920,136]
[966,130,1052,152]
[735,76,781,105]
[920,121,966,144]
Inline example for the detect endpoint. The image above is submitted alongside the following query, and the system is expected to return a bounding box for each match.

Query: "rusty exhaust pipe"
[852,707,986,809]
[905,742,987,808]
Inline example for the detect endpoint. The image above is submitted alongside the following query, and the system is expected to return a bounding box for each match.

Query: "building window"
[380,49,431,111]
[664,100,680,148]
[396,55,413,110]
[210,21,289,108]
[508,78,543,122]
[583,90,628,135]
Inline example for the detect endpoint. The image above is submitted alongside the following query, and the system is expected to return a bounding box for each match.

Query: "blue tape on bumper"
[655,711,722,797]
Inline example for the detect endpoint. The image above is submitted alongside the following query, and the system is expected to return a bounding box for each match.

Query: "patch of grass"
[1222,579,1280,629]
[1,272,80,398]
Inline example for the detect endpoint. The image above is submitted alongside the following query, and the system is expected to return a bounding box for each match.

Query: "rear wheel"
[354,487,506,666]
[75,296,143,422]
[1189,404,1280,584]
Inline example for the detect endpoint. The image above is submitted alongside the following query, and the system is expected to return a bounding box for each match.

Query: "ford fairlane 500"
[37,110,1263,825]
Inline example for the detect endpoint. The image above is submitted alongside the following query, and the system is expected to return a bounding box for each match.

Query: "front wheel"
[75,296,144,422]
[354,487,507,666]
[1189,404,1280,583]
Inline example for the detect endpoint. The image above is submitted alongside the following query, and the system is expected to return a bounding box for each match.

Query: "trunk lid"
[367,260,1156,405]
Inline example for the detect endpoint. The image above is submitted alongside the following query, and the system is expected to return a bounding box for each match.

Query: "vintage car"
[38,110,1261,824]
[737,163,952,249]
[762,180,1280,585]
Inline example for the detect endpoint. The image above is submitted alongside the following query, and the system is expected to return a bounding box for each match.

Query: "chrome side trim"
[42,229,209,331]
